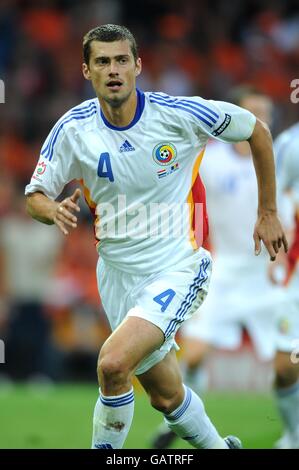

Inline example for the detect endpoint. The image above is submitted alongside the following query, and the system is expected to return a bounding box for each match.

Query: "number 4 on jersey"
[153,289,176,312]
[97,152,114,182]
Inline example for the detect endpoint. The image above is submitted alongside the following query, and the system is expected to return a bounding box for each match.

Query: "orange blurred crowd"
[0,0,299,381]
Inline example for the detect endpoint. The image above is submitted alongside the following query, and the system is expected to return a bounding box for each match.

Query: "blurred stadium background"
[0,0,299,448]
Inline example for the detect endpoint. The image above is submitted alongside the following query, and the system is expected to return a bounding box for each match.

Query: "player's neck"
[99,91,137,128]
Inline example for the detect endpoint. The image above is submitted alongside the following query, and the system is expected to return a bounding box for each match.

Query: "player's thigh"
[137,349,183,401]
[100,315,164,373]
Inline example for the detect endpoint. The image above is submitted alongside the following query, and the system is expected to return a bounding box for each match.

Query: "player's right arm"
[26,189,81,236]
[25,117,82,235]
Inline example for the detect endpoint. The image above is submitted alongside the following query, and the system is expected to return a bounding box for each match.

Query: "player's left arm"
[190,96,287,260]
[247,118,288,261]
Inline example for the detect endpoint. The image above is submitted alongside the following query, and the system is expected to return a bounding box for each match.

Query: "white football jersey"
[25,90,256,274]
[275,122,299,203]
[200,140,260,259]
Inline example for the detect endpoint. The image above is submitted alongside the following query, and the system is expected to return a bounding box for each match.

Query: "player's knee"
[150,390,183,415]
[98,351,131,386]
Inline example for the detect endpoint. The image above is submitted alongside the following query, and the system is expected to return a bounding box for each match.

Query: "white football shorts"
[96,249,212,375]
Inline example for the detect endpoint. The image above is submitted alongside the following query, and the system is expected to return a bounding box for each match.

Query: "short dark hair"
[83,24,138,65]
[226,85,265,107]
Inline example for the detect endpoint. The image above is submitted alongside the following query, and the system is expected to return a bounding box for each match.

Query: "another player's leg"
[138,349,242,449]
[180,337,211,393]
[151,337,210,449]
[92,316,164,449]
[273,350,299,448]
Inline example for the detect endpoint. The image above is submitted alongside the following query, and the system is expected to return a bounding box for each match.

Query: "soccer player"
[269,122,299,448]
[25,25,287,449]
[152,86,288,449]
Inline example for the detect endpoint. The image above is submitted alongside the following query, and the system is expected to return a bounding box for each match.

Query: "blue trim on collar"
[100,89,145,131]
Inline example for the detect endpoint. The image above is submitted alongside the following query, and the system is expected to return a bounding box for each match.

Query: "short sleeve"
[190,97,256,143]
[25,124,81,199]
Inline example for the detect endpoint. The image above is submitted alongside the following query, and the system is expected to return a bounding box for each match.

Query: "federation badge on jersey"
[153,142,177,166]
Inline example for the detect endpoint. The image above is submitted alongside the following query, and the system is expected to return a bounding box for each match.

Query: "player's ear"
[82,62,91,80]
[135,58,142,77]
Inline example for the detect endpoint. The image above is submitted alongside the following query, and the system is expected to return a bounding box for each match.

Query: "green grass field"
[0,383,282,449]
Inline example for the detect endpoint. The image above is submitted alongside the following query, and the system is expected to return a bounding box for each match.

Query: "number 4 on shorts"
[153,289,176,312]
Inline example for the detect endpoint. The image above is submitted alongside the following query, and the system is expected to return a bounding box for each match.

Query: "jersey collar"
[100,88,145,131]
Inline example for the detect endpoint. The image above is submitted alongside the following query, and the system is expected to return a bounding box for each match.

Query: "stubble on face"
[87,40,140,110]
[102,88,132,108]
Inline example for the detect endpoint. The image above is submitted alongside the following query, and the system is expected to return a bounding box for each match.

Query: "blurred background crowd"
[0,0,299,383]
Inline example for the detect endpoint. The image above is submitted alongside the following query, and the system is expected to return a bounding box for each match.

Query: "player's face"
[82,40,141,108]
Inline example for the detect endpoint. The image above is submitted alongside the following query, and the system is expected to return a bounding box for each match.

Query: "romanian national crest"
[152,143,177,166]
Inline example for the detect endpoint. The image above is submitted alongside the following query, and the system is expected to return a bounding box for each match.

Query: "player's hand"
[53,188,81,235]
[253,210,288,261]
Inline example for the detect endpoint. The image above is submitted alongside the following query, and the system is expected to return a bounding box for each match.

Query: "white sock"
[91,388,134,449]
[164,385,228,448]
[275,381,299,446]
